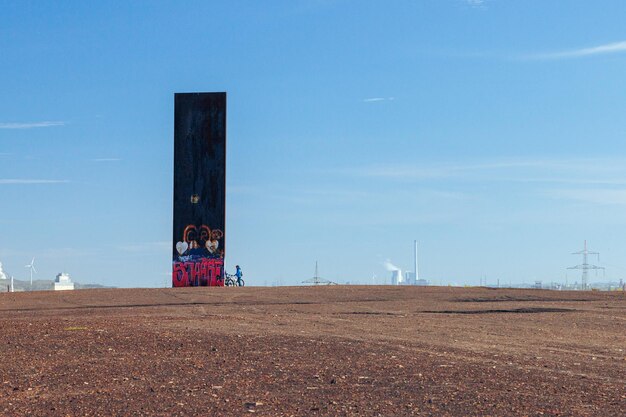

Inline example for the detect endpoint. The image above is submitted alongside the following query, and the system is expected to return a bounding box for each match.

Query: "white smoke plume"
[383,259,401,271]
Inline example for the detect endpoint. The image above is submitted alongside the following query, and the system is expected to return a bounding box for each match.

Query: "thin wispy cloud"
[349,159,555,180]
[522,40,626,60]
[40,247,95,259]
[0,179,69,185]
[465,0,486,8]
[504,177,626,186]
[363,97,395,103]
[0,121,65,129]
[116,241,171,253]
[346,157,626,185]
[550,189,626,206]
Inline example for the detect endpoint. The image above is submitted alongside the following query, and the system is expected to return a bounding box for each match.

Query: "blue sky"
[2,0,626,287]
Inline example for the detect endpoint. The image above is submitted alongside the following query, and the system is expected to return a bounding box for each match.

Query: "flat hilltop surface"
[1,286,624,416]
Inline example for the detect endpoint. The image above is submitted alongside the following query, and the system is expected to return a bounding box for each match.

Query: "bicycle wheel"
[239,279,245,287]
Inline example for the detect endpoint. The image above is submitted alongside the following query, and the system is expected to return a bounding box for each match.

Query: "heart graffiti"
[176,241,189,255]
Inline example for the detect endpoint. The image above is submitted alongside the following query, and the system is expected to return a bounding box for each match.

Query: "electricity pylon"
[302,261,337,285]
[567,240,604,290]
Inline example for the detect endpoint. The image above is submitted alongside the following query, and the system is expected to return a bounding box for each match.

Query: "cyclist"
[235,265,243,286]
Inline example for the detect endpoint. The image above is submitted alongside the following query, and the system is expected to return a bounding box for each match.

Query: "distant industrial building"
[390,241,428,286]
[54,273,75,291]
[391,269,403,285]
[0,262,12,292]
[0,262,7,281]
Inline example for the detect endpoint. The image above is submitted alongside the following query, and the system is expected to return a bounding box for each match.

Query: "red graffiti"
[173,258,224,287]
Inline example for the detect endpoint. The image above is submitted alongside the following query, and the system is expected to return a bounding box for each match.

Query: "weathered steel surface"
[172,92,226,287]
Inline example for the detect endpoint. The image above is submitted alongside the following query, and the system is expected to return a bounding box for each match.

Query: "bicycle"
[225,273,244,287]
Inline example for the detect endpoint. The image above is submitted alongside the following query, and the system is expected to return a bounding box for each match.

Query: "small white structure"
[54,272,75,291]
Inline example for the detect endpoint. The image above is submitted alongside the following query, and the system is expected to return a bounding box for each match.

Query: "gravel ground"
[1,286,624,416]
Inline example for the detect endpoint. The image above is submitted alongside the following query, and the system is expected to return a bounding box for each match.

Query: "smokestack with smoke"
[384,259,403,285]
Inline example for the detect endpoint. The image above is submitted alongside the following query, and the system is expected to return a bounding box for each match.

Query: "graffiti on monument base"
[173,224,225,287]
[173,257,224,287]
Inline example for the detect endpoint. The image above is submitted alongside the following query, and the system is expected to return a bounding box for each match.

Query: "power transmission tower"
[302,261,337,285]
[567,240,604,290]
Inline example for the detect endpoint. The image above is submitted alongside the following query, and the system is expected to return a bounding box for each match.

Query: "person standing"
[235,265,243,286]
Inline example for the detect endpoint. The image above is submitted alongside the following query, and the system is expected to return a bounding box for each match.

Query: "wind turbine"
[25,257,37,287]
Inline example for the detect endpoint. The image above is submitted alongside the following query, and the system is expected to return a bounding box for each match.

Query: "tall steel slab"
[172,92,226,287]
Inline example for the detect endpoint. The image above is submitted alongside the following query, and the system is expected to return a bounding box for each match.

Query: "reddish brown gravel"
[1,286,624,416]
